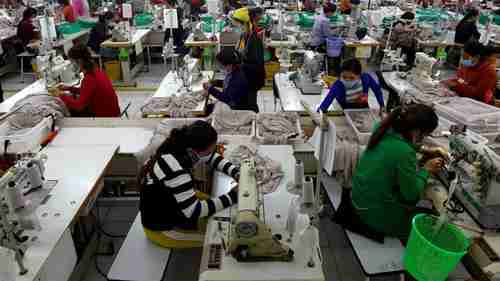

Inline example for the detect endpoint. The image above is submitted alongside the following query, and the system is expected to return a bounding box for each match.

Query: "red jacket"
[61,68,121,117]
[452,57,497,104]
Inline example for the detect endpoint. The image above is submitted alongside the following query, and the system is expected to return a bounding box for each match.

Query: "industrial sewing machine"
[37,51,80,89]
[292,51,324,95]
[0,154,49,276]
[381,48,406,72]
[407,52,441,93]
[229,159,294,262]
[112,22,132,42]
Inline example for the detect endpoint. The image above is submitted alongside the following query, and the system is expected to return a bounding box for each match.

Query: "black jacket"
[240,30,266,93]
[455,21,480,45]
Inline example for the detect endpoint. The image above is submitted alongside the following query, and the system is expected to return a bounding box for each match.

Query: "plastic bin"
[77,18,97,29]
[104,61,121,81]
[0,117,53,154]
[434,98,500,130]
[429,116,488,146]
[344,109,379,145]
[256,113,303,144]
[404,214,469,281]
[134,13,154,27]
[57,22,81,35]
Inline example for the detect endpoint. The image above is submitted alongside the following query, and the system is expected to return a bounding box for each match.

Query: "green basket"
[202,20,225,33]
[134,13,154,27]
[258,14,272,28]
[297,12,315,28]
[404,214,469,281]
[57,22,81,35]
[77,18,97,29]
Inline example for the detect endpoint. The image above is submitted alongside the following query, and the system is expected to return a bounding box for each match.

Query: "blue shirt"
[208,68,254,111]
[311,14,331,47]
[318,73,385,112]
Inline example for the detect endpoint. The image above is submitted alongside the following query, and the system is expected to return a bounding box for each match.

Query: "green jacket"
[351,127,429,238]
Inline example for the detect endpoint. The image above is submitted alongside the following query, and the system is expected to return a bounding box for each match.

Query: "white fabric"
[257,112,302,144]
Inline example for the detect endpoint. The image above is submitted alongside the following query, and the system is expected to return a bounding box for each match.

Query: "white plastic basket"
[344,109,379,145]
[434,98,500,131]
[0,116,53,154]
[429,116,488,146]
[255,113,303,144]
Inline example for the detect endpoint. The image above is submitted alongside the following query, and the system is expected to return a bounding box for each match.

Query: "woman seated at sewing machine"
[345,104,446,240]
[380,11,417,68]
[318,58,385,113]
[139,120,239,248]
[50,44,121,117]
[442,41,497,105]
[203,48,255,112]
[16,7,39,53]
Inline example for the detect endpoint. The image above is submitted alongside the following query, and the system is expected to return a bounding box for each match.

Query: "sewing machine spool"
[302,177,314,208]
[294,160,304,190]
[26,163,43,189]
[6,182,25,212]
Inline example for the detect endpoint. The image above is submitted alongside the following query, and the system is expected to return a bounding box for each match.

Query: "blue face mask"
[342,79,361,89]
[462,59,475,67]
[233,26,242,34]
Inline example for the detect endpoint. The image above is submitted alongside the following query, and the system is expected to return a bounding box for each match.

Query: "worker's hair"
[323,2,336,14]
[249,7,263,21]
[463,40,499,58]
[138,121,218,185]
[22,7,35,20]
[62,0,70,6]
[400,11,415,20]
[457,8,479,29]
[216,47,241,66]
[341,58,362,75]
[367,104,438,150]
[68,44,95,73]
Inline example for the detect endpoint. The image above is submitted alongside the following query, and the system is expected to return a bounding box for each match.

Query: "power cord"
[93,199,127,239]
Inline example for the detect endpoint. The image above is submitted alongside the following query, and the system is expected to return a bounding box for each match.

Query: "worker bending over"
[351,104,444,240]
[51,45,120,117]
[443,41,497,104]
[203,48,256,112]
[139,121,239,248]
[318,58,384,113]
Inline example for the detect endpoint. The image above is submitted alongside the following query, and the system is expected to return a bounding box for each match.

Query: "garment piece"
[228,145,283,194]
[351,127,429,238]
[448,57,497,104]
[6,94,70,134]
[208,67,256,112]
[60,68,120,117]
[318,73,384,112]
[257,112,301,144]
[17,19,35,47]
[14,5,26,26]
[140,90,206,117]
[140,152,239,231]
[454,20,480,44]
[63,5,77,22]
[311,14,331,47]
[212,108,254,135]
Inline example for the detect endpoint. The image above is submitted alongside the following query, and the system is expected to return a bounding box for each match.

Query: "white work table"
[101,28,152,48]
[266,35,298,48]
[0,79,46,114]
[199,145,325,281]
[17,144,118,281]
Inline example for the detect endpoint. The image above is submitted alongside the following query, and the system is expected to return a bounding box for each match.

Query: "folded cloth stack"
[211,105,254,135]
[140,90,206,117]
[228,145,283,194]
[257,112,302,144]
[6,94,70,134]
[334,133,365,188]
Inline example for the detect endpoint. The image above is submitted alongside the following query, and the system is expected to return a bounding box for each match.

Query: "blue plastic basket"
[326,37,344,58]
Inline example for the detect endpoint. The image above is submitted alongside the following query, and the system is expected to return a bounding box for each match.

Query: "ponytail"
[367,107,403,150]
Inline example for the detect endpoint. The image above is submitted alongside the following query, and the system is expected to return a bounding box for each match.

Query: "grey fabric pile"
[140,91,206,117]
[6,94,69,134]
[257,112,302,144]
[333,133,365,188]
[228,145,283,194]
[212,106,254,135]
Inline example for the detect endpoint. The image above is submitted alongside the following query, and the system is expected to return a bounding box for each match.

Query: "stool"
[17,51,36,83]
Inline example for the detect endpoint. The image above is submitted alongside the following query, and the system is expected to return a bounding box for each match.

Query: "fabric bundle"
[228,145,283,194]
[211,106,254,135]
[257,112,302,144]
[140,91,206,117]
[333,132,365,188]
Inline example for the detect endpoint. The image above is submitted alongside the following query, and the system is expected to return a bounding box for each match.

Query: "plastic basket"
[434,98,500,130]
[57,22,81,35]
[404,214,469,281]
[326,37,344,58]
[0,117,53,154]
[344,109,379,145]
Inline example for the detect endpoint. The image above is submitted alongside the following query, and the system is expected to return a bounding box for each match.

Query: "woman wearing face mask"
[232,7,264,113]
[51,44,120,117]
[318,58,385,113]
[203,48,256,112]
[443,41,497,104]
[351,104,443,240]
[139,120,239,248]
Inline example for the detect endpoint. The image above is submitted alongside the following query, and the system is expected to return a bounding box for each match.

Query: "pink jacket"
[72,0,89,17]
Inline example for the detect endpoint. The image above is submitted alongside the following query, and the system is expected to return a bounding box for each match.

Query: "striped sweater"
[140,152,239,231]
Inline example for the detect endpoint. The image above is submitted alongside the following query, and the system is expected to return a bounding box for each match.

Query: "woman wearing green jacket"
[351,104,444,239]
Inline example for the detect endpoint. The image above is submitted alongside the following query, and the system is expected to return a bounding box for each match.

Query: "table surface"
[199,145,324,281]
[16,144,118,281]
[0,79,46,114]
[28,29,91,49]
[101,28,151,48]
[344,35,380,47]
[185,32,219,47]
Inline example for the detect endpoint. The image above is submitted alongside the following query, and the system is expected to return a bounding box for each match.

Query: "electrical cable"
[93,199,127,239]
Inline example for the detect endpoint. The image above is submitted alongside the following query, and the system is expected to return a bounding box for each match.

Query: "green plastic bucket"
[404,214,469,281]
[134,13,154,27]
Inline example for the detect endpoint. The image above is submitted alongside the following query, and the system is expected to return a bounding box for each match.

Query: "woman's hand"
[424,158,445,175]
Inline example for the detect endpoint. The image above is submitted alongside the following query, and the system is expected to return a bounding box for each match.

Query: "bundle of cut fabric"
[228,145,283,194]
[140,90,206,117]
[5,94,70,134]
[333,132,365,188]
[211,106,255,136]
[256,112,303,144]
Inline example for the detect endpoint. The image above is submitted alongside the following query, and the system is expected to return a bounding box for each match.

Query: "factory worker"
[381,12,417,67]
[454,8,480,45]
[139,120,239,248]
[72,0,90,18]
[443,41,497,104]
[51,44,120,117]
[310,3,336,51]
[87,12,113,56]
[318,58,385,113]
[232,7,265,112]
[16,7,38,50]
[203,48,257,112]
[62,0,77,23]
[350,104,444,240]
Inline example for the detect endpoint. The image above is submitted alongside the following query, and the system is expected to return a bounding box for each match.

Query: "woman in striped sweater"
[139,120,239,248]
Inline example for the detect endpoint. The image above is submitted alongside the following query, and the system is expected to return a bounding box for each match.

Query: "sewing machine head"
[229,159,294,262]
[414,52,437,76]
[112,22,131,42]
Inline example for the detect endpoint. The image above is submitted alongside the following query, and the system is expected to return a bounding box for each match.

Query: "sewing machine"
[0,153,48,276]
[293,51,324,95]
[37,51,80,88]
[381,49,406,72]
[112,21,131,42]
[407,52,440,93]
[229,159,294,262]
